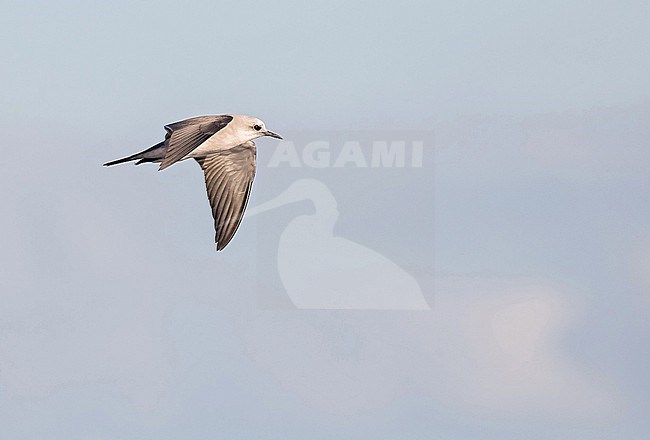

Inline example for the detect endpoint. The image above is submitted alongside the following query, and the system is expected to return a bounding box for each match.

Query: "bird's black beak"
[264,130,283,139]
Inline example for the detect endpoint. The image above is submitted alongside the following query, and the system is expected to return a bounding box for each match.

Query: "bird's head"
[232,114,283,142]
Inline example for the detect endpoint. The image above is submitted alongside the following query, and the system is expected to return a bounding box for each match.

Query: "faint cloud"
[236,276,620,424]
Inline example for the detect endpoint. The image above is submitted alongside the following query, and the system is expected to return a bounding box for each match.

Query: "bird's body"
[104,114,282,251]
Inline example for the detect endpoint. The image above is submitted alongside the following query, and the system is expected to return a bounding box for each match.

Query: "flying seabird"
[103,114,282,251]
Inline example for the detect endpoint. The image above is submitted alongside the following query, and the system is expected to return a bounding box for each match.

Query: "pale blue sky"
[1,0,650,438]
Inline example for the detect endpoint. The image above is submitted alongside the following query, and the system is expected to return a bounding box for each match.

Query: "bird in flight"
[104,114,282,251]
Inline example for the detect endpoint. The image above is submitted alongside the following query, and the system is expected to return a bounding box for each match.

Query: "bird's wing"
[195,142,256,251]
[159,115,234,170]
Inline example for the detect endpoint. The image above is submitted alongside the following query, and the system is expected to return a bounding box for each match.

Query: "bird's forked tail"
[103,141,167,167]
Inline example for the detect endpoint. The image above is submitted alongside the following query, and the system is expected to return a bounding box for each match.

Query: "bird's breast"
[185,124,245,158]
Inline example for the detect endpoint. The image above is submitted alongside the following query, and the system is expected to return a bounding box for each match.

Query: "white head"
[230,114,283,142]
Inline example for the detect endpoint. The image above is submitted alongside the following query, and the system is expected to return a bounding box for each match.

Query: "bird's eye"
[253,124,261,131]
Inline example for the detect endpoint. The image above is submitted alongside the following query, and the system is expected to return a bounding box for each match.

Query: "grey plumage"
[195,142,256,251]
[103,113,281,251]
[102,141,166,166]
[159,115,233,170]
